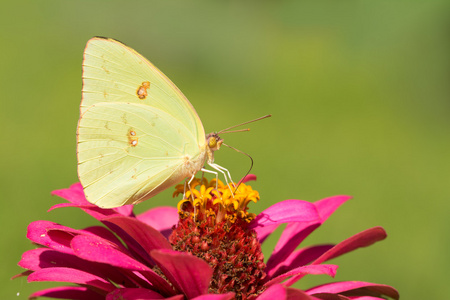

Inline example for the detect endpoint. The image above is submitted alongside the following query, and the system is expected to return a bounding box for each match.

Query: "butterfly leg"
[207,162,235,196]
[211,163,235,188]
[201,168,219,190]
[187,173,198,201]
[183,179,188,199]
[186,173,198,221]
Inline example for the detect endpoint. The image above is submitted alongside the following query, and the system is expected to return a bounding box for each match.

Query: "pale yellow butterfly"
[77,37,268,208]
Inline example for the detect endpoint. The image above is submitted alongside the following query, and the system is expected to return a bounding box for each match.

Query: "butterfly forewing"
[77,102,202,207]
[82,37,205,142]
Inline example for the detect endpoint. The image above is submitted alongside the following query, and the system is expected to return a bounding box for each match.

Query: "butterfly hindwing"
[77,102,201,207]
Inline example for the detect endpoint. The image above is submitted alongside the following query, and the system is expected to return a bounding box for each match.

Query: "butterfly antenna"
[218,115,271,134]
[219,128,251,134]
[222,143,254,194]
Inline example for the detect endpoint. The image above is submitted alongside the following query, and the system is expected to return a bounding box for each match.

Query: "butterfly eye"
[209,137,217,148]
[136,81,150,99]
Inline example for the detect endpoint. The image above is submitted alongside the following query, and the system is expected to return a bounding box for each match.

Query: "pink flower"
[15,176,399,300]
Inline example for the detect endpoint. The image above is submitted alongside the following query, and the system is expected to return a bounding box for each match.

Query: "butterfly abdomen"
[181,147,208,177]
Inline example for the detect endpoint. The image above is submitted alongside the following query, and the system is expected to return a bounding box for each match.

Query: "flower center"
[169,178,267,299]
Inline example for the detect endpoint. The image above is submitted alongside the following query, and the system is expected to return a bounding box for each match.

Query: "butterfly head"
[205,133,223,163]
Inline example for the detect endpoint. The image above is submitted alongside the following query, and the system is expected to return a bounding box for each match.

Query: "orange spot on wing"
[128,130,139,147]
[137,81,150,99]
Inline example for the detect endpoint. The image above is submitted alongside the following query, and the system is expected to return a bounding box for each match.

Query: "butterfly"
[77,37,269,208]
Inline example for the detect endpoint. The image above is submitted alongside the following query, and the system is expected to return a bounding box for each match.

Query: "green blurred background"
[2,1,449,299]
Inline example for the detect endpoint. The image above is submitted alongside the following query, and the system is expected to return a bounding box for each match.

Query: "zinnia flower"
[15,175,399,300]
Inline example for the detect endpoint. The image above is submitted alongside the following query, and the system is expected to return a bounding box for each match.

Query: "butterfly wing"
[78,37,206,207]
[81,37,205,140]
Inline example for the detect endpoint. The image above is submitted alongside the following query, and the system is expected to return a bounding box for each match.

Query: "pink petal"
[253,223,280,244]
[265,196,351,275]
[51,183,127,220]
[48,203,96,211]
[256,285,286,300]
[101,216,172,266]
[249,200,320,229]
[106,288,166,300]
[28,267,115,293]
[71,234,151,271]
[305,295,348,300]
[151,249,213,299]
[264,264,338,287]
[19,248,50,270]
[109,290,181,300]
[27,221,77,254]
[113,205,135,217]
[241,174,257,183]
[285,288,322,300]
[48,202,124,220]
[19,248,89,271]
[27,221,129,255]
[192,293,235,300]
[137,206,178,238]
[268,244,334,278]
[265,221,319,274]
[51,183,87,205]
[314,195,352,223]
[82,226,128,252]
[29,286,103,300]
[284,227,387,286]
[70,235,175,295]
[18,248,135,286]
[164,296,185,300]
[306,281,399,300]
[257,283,320,300]
[348,297,385,300]
[312,227,387,265]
